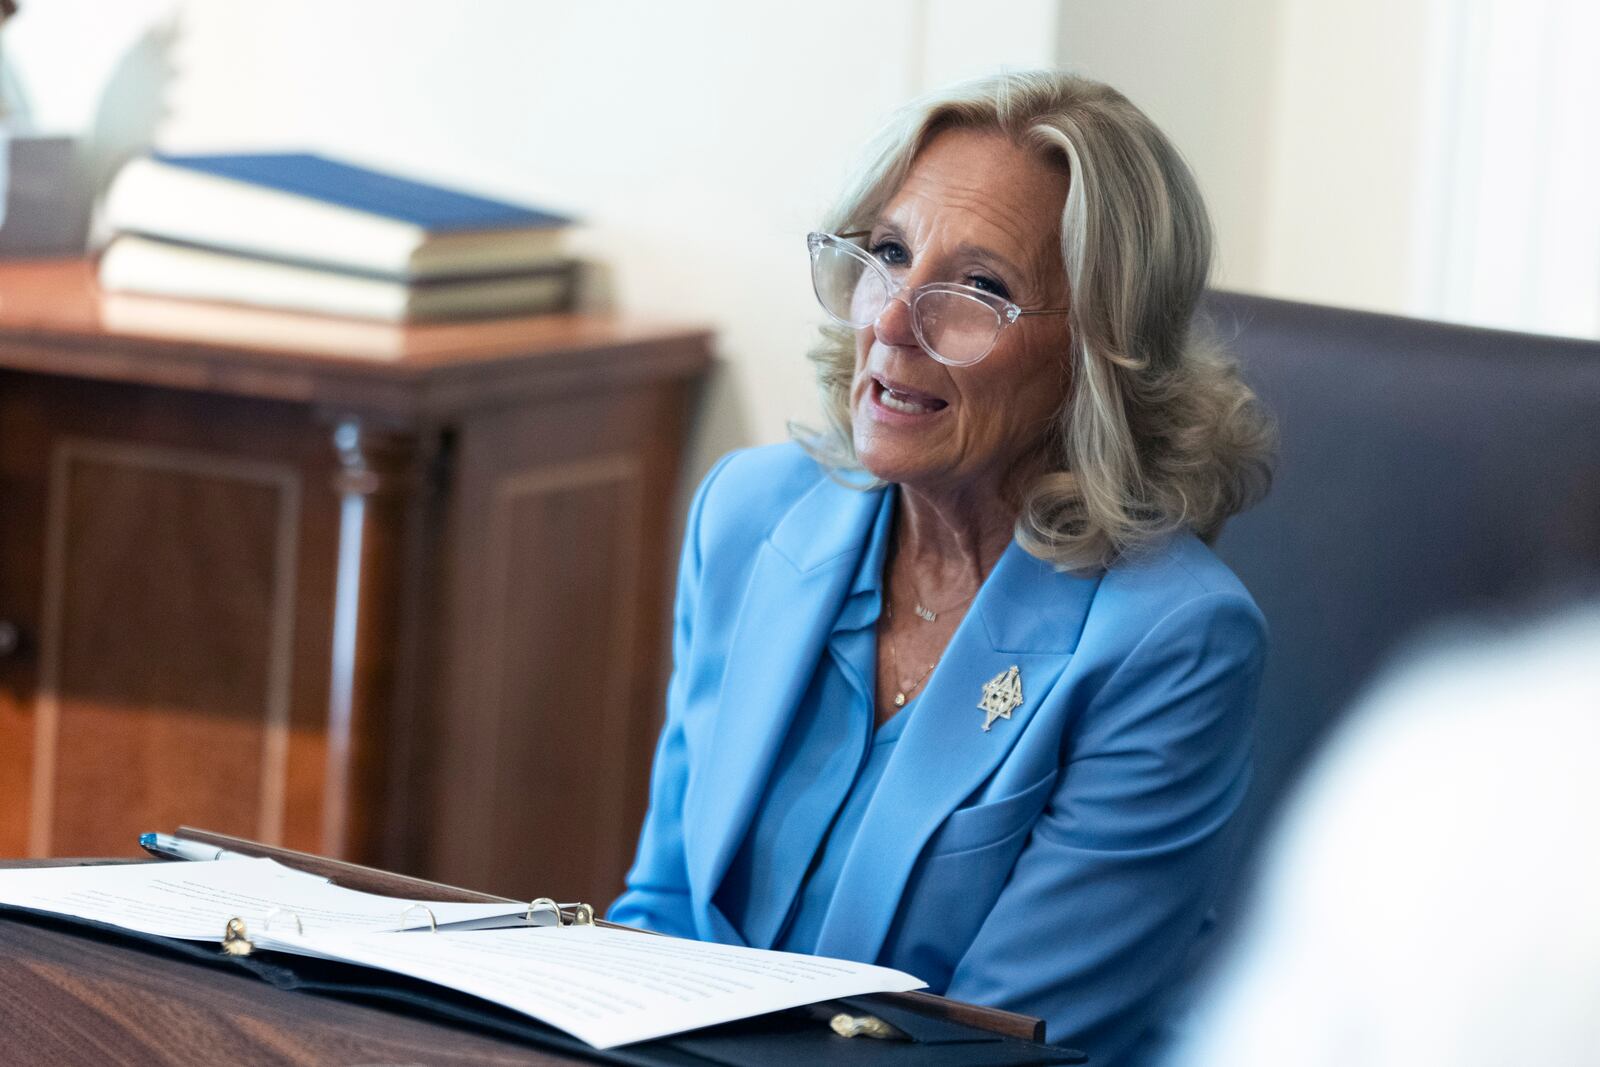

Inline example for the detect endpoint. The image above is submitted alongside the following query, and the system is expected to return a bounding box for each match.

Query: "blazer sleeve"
[943,590,1266,1063]
[605,454,734,937]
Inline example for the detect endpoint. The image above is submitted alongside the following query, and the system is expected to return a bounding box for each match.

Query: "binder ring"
[568,903,595,926]
[526,898,562,925]
[262,908,304,935]
[400,904,439,932]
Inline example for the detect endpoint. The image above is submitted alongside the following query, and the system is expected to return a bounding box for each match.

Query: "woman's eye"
[870,239,910,267]
[967,274,1011,300]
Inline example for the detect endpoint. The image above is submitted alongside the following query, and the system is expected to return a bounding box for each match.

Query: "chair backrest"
[1205,291,1600,882]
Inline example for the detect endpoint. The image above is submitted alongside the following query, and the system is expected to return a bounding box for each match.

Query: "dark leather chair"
[1204,292,1600,898]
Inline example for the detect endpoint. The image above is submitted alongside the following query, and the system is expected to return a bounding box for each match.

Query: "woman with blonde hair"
[611,69,1274,1063]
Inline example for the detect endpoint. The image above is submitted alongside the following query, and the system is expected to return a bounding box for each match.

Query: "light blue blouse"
[712,488,900,951]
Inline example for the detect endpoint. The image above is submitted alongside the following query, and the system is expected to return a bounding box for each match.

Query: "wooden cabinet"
[0,260,711,906]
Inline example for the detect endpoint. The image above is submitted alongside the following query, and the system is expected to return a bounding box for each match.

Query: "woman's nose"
[872,287,920,349]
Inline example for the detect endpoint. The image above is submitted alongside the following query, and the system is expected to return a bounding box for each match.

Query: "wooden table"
[1,855,576,1064]
[0,911,581,1065]
[0,260,713,906]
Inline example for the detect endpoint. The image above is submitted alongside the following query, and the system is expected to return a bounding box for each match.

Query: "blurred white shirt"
[1170,608,1600,1067]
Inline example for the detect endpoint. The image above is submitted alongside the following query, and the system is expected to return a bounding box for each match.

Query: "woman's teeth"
[880,385,940,414]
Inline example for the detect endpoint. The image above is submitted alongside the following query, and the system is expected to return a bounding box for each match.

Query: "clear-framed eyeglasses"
[807,231,1070,367]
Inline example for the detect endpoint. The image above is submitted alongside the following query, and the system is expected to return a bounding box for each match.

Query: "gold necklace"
[884,598,937,708]
[905,574,977,623]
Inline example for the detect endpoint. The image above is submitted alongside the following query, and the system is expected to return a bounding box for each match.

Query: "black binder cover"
[0,907,1087,1066]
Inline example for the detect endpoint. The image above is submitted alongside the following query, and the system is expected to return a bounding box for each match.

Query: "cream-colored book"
[99,234,574,323]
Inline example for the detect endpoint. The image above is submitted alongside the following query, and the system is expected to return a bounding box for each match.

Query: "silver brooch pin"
[978,665,1023,731]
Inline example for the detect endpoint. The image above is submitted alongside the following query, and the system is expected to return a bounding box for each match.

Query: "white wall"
[1415,0,1600,338]
[159,0,1058,477]
[1059,0,1439,315]
[1059,0,1600,338]
[6,0,1595,478]
[1257,0,1437,315]
[1057,0,1284,293]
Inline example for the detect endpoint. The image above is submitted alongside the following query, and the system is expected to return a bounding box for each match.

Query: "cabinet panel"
[0,375,348,861]
[37,441,300,856]
[485,456,643,902]
[429,382,693,905]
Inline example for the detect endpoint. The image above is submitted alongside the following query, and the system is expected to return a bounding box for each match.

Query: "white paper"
[0,860,928,1049]
[0,859,525,939]
[271,924,926,1049]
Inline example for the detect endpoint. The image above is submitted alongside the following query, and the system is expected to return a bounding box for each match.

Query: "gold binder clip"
[400,904,439,932]
[829,1013,901,1040]
[221,917,254,957]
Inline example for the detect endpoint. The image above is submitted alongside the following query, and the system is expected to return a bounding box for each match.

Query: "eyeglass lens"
[811,240,1000,365]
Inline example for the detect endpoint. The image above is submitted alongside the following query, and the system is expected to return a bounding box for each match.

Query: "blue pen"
[139,832,254,863]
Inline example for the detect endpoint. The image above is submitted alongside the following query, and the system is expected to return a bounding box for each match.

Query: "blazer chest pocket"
[924,773,1056,859]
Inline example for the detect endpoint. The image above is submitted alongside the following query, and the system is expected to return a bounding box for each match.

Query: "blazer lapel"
[685,477,887,927]
[812,541,1102,963]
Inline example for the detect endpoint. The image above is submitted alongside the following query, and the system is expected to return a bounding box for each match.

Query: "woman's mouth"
[873,376,948,416]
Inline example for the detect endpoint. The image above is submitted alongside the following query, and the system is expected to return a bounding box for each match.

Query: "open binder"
[0,828,1087,1066]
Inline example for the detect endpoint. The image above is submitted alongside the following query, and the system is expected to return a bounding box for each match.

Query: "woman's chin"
[851,390,960,489]
[853,441,942,490]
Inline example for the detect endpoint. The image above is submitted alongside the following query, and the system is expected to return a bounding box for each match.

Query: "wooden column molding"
[322,418,418,862]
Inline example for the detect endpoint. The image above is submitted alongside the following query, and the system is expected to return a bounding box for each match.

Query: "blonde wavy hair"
[798,70,1274,573]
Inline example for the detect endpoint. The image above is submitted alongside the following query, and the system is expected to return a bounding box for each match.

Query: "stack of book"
[99,152,577,322]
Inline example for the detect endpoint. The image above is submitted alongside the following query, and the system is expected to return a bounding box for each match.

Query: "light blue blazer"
[610,444,1267,1062]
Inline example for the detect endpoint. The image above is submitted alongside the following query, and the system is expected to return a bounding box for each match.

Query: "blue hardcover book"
[104,152,573,280]
[153,152,569,233]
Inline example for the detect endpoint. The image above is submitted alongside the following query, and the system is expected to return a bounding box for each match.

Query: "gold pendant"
[914,602,937,622]
[977,665,1023,731]
[893,692,907,707]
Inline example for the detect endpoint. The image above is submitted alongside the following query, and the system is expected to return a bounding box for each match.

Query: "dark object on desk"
[666,997,1082,1066]
[0,260,711,909]
[0,135,89,256]
[1207,292,1600,882]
